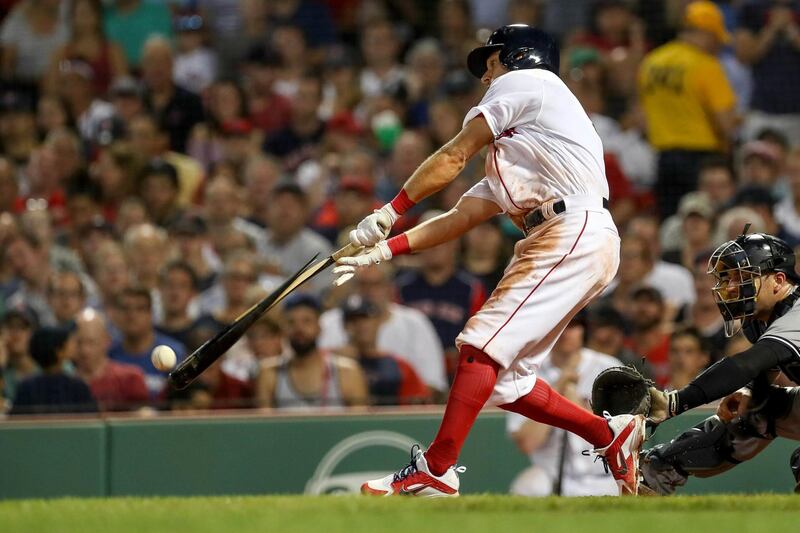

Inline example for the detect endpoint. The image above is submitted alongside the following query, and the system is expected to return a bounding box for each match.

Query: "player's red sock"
[425,345,500,477]
[499,379,612,448]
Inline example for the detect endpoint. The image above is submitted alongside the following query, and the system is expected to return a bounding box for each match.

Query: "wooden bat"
[168,243,360,390]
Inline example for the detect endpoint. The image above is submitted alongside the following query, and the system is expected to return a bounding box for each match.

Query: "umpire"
[642,230,800,493]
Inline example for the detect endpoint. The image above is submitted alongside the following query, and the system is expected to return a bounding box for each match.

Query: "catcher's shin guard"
[641,416,736,495]
[791,447,800,494]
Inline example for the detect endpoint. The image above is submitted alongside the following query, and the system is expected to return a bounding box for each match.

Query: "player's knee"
[459,344,500,371]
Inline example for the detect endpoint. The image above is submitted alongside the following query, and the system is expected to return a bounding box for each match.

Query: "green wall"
[0,410,797,499]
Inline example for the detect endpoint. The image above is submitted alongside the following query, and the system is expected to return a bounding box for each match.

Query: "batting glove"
[349,205,399,247]
[332,241,393,286]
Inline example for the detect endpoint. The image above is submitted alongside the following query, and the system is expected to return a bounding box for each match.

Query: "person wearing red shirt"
[73,308,148,412]
[624,287,672,388]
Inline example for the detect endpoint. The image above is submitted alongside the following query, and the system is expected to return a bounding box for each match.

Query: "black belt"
[524,198,609,233]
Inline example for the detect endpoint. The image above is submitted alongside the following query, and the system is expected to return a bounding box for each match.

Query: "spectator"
[108,286,186,398]
[173,11,218,95]
[5,231,54,325]
[140,36,205,153]
[138,159,184,228]
[246,312,286,362]
[240,44,292,137]
[774,147,800,243]
[168,214,218,292]
[108,75,146,124]
[11,324,98,415]
[506,314,619,497]
[0,0,68,84]
[0,157,18,214]
[697,155,736,210]
[666,327,712,390]
[187,79,250,171]
[266,0,338,51]
[91,142,144,222]
[103,0,173,68]
[313,175,378,245]
[53,60,116,146]
[44,0,128,96]
[638,0,737,218]
[359,19,405,98]
[262,182,332,293]
[156,260,200,350]
[462,217,510,293]
[625,287,672,389]
[0,89,38,165]
[731,184,797,247]
[320,46,361,119]
[123,223,170,294]
[341,294,430,405]
[46,271,86,326]
[405,39,447,127]
[169,355,254,410]
[35,94,70,139]
[735,0,800,142]
[269,24,310,100]
[397,211,486,379]
[73,308,148,411]
[204,175,267,258]
[90,241,130,314]
[256,294,368,408]
[739,140,783,190]
[0,308,39,403]
[686,253,726,362]
[263,74,326,170]
[586,304,654,380]
[661,193,714,269]
[319,263,448,394]
[243,155,283,229]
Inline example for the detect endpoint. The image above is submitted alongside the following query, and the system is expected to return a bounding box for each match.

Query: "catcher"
[596,230,800,494]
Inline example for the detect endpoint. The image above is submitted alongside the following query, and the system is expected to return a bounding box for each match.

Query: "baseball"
[151,345,177,371]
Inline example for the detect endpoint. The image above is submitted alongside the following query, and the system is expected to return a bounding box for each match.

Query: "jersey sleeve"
[462,177,503,211]
[463,71,544,136]
[694,59,736,113]
[760,306,800,359]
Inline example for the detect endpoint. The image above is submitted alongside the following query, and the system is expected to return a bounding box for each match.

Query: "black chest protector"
[743,288,800,383]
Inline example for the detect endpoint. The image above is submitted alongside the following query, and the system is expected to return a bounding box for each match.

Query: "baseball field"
[1,494,797,533]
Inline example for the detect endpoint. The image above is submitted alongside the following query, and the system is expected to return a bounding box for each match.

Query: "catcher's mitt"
[591,365,654,417]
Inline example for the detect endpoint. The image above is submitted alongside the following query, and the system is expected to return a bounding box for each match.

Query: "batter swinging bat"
[168,242,360,390]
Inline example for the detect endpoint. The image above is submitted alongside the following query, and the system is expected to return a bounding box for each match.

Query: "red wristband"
[387,233,411,257]
[389,189,415,215]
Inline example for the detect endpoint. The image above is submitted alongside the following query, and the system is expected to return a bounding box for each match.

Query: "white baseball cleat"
[592,412,647,495]
[361,445,466,497]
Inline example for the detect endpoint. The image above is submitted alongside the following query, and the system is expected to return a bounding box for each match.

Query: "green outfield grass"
[1,495,798,533]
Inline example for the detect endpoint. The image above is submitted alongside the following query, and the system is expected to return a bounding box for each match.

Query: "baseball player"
[641,230,800,494]
[333,24,646,497]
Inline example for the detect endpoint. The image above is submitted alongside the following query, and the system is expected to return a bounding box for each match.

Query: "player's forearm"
[667,340,792,416]
[400,143,469,204]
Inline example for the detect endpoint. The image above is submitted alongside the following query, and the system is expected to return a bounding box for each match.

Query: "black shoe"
[790,446,800,494]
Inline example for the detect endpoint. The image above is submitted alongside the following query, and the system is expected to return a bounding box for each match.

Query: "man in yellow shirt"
[638,1,738,219]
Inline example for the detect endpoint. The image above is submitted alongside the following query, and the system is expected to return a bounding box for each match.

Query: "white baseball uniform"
[454,69,620,405]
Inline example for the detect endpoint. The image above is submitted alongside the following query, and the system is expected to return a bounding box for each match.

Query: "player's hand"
[647,386,671,426]
[716,388,752,422]
[349,205,399,247]
[332,241,393,286]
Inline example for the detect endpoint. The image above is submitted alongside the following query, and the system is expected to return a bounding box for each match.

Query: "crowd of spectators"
[1,0,799,417]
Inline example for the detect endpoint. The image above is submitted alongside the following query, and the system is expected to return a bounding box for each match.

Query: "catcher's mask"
[707,229,800,337]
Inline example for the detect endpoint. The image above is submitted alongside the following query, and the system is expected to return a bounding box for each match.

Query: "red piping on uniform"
[481,211,589,352]
[492,144,523,211]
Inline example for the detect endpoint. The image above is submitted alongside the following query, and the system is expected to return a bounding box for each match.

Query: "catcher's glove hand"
[591,365,654,417]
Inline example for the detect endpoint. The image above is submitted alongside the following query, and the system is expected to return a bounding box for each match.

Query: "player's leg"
[361,343,500,496]
[641,386,800,494]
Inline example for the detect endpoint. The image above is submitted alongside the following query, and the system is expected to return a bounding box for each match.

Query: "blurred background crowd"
[0,0,798,424]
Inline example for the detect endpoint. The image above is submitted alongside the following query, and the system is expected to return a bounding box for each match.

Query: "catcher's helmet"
[467,24,559,79]
[707,230,800,336]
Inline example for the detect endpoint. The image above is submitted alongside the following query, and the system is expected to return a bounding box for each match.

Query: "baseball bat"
[168,242,360,390]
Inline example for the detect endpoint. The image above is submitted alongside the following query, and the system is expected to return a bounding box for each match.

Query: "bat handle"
[331,242,361,262]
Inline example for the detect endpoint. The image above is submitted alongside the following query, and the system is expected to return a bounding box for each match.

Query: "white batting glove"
[349,204,400,247]
[332,241,393,286]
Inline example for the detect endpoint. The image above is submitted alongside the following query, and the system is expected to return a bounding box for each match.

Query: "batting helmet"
[467,24,559,79]
[707,230,800,336]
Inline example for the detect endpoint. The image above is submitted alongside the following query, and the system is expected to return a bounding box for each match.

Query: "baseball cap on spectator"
[327,112,364,137]
[221,118,253,137]
[110,76,144,99]
[742,140,781,167]
[245,43,283,67]
[731,185,777,209]
[175,13,204,33]
[271,181,307,201]
[631,286,664,304]
[677,192,713,220]
[341,294,379,321]
[170,214,208,237]
[28,324,75,369]
[568,47,601,70]
[1,307,38,330]
[283,293,321,314]
[338,175,374,196]
[683,0,731,44]
[58,59,95,81]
